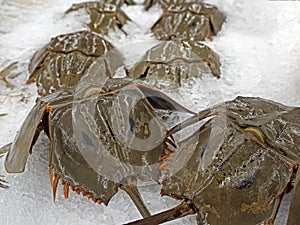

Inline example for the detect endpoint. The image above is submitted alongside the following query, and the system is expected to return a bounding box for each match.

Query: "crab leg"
[119,176,151,218]
[124,200,195,225]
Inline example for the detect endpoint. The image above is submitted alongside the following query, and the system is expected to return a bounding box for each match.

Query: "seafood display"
[1,0,299,225]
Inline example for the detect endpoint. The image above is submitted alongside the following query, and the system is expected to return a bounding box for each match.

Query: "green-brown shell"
[161,96,300,225]
[287,168,300,225]
[151,2,226,41]
[28,31,124,96]
[126,39,221,89]
[67,0,136,10]
[5,78,194,205]
[66,2,132,35]
[5,89,75,173]
[49,84,167,204]
[143,0,184,11]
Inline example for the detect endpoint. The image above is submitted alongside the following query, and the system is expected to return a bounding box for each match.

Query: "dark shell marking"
[27,31,124,96]
[126,39,221,89]
[127,96,300,225]
[66,2,132,35]
[151,2,226,41]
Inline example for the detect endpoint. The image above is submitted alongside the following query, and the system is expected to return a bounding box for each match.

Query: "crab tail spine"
[119,176,151,218]
[124,200,195,225]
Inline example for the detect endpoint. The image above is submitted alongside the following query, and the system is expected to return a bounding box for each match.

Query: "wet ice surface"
[0,0,299,224]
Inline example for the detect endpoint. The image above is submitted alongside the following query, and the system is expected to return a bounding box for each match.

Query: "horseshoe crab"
[126,39,221,89]
[66,2,132,35]
[3,77,195,219]
[27,30,124,96]
[144,0,184,11]
[151,2,226,41]
[126,96,300,225]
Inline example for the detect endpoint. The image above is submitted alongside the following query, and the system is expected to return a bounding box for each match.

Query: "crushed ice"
[0,0,299,224]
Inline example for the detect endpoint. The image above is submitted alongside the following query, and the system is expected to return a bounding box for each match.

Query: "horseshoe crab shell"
[5,78,195,215]
[127,96,300,225]
[126,39,221,89]
[27,30,124,96]
[151,2,226,41]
